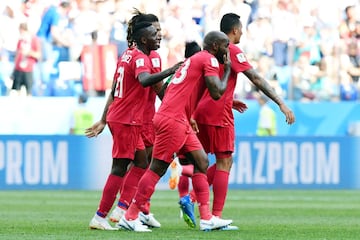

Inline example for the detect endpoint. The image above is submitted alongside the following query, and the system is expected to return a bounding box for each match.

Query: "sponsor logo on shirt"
[151,58,160,68]
[136,58,145,68]
[210,57,219,67]
[236,53,247,63]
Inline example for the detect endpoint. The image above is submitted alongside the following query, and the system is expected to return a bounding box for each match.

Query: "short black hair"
[220,13,241,34]
[203,31,228,51]
[184,41,201,58]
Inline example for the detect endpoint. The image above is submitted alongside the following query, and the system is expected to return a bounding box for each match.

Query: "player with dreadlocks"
[86,10,181,231]
[108,9,168,227]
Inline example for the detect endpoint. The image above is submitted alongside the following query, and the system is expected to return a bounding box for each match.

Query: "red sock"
[207,164,216,186]
[192,173,212,220]
[118,166,146,208]
[189,189,197,202]
[97,174,123,217]
[118,171,128,194]
[125,202,141,221]
[178,175,189,198]
[125,169,160,220]
[212,170,229,217]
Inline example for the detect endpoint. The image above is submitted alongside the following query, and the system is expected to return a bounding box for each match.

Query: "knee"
[179,157,191,165]
[133,150,149,169]
[110,165,126,177]
[216,157,233,171]
[133,159,148,169]
[195,157,209,174]
[149,159,170,177]
[110,158,129,177]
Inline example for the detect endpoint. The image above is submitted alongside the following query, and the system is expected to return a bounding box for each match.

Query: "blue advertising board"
[227,136,360,189]
[0,135,359,190]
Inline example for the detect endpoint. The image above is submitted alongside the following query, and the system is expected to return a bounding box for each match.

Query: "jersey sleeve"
[150,51,162,73]
[203,55,221,77]
[134,53,152,78]
[230,45,253,73]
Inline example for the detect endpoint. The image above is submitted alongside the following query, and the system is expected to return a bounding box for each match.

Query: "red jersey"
[107,48,152,125]
[157,50,221,124]
[193,43,252,127]
[14,35,40,72]
[143,50,162,124]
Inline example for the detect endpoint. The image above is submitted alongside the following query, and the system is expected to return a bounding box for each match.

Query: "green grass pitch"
[1,190,359,240]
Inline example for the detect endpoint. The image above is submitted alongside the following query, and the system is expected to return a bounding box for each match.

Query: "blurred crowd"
[1,0,360,101]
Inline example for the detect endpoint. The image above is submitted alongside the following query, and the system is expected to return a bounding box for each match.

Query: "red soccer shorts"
[108,122,145,159]
[152,114,203,163]
[197,123,234,158]
[141,122,155,148]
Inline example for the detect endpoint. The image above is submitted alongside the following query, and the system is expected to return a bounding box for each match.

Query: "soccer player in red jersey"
[109,11,165,227]
[119,31,234,232]
[178,13,295,230]
[86,18,180,230]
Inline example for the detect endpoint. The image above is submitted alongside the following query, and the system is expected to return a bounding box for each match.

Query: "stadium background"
[1,98,360,190]
[1,0,360,190]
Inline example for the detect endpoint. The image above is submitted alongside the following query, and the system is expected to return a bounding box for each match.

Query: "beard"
[216,52,225,64]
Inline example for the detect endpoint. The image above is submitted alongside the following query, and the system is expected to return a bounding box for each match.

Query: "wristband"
[165,74,173,84]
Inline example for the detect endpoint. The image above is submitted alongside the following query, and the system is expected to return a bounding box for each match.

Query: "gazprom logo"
[0,140,68,185]
[230,141,340,185]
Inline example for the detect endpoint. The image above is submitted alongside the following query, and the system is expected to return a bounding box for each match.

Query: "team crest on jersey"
[121,53,132,63]
[210,57,219,67]
[236,53,247,63]
[151,58,160,68]
[136,58,145,67]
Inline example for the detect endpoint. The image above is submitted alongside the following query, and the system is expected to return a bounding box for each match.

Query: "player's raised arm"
[203,32,231,100]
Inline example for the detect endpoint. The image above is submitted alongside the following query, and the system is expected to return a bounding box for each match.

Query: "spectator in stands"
[271,0,297,67]
[0,2,23,96]
[256,93,277,136]
[36,0,72,91]
[339,71,358,101]
[93,0,112,45]
[292,53,318,101]
[346,41,360,85]
[295,16,322,66]
[245,8,272,60]
[109,0,129,57]
[2,0,360,101]
[311,58,337,101]
[70,0,97,60]
[339,5,358,40]
[10,22,40,96]
[69,93,93,135]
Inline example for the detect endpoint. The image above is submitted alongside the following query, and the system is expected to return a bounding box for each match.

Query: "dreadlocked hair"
[127,8,145,47]
[132,21,153,45]
[126,8,159,47]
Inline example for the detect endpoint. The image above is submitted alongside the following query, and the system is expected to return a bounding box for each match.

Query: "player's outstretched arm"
[138,61,183,87]
[243,68,295,124]
[85,81,116,137]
